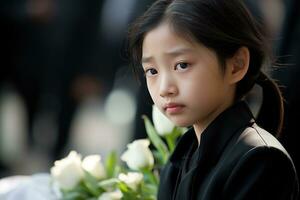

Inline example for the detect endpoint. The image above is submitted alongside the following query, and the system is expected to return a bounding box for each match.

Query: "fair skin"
[142,22,250,144]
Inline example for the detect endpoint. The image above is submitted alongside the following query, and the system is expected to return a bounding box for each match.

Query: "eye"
[144,68,158,77]
[175,62,190,71]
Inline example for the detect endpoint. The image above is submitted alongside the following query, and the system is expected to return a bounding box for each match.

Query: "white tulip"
[152,105,175,136]
[50,151,83,190]
[98,190,123,200]
[82,155,106,180]
[121,139,154,170]
[118,172,143,191]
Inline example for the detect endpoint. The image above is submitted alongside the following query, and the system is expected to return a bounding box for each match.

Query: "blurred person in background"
[49,0,107,160]
[0,0,156,177]
[272,0,300,184]
[45,0,157,159]
[0,0,57,176]
[0,0,117,176]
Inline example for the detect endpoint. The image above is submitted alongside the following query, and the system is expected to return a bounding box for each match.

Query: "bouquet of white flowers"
[50,105,186,200]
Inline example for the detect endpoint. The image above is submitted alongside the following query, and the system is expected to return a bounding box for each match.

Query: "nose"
[159,74,178,98]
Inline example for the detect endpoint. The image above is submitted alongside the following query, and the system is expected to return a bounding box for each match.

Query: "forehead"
[142,22,196,56]
[141,22,219,66]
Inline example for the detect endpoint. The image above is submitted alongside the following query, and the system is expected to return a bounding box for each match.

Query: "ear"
[226,47,250,84]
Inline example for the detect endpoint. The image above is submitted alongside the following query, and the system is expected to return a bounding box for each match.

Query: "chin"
[170,117,192,127]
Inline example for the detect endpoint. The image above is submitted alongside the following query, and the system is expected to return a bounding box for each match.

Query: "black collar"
[169,101,254,168]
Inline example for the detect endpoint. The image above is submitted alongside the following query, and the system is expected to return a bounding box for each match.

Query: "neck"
[193,98,234,146]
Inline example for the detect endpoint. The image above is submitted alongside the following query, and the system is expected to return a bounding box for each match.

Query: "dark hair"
[128,0,284,137]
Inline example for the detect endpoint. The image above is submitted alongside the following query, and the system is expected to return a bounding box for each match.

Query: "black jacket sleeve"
[222,146,299,200]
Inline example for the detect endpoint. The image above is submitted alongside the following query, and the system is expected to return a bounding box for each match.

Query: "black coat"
[158,101,299,200]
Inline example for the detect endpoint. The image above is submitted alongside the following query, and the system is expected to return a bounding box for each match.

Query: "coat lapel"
[171,101,254,199]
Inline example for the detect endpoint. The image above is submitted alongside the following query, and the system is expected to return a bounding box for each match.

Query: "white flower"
[121,139,154,170]
[152,105,175,136]
[118,172,143,191]
[82,155,106,180]
[50,151,83,190]
[98,190,123,200]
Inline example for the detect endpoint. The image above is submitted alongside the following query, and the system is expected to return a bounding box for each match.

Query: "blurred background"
[0,0,299,183]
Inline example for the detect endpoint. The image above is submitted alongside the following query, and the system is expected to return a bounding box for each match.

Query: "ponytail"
[255,71,284,137]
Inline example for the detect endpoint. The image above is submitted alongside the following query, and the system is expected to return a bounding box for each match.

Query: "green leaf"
[105,151,118,178]
[118,181,131,193]
[164,126,187,153]
[142,115,169,164]
[98,178,120,189]
[152,150,164,167]
[61,192,84,200]
[165,134,175,152]
[142,183,158,195]
[173,126,187,137]
[118,182,141,200]
[140,183,157,200]
[141,168,159,186]
[82,170,102,196]
[61,185,90,200]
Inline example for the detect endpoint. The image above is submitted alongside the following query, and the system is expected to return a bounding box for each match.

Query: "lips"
[164,103,185,114]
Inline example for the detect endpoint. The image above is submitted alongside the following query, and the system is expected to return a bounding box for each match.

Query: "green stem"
[165,134,175,152]
[143,169,159,186]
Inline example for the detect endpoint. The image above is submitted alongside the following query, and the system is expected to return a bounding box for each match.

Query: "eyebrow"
[141,56,153,64]
[142,47,193,64]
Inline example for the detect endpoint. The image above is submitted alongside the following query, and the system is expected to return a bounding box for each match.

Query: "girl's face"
[142,23,236,131]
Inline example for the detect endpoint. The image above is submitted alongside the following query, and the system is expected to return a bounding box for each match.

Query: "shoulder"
[227,123,292,161]
[220,123,299,199]
[238,123,288,153]
[229,123,296,175]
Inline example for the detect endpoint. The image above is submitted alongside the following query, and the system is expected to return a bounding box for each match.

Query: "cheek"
[146,79,160,103]
[182,72,224,103]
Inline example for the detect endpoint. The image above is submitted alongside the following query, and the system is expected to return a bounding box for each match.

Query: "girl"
[128,0,299,199]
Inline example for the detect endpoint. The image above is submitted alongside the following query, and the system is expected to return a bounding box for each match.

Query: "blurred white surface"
[0,175,29,195]
[0,174,59,200]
